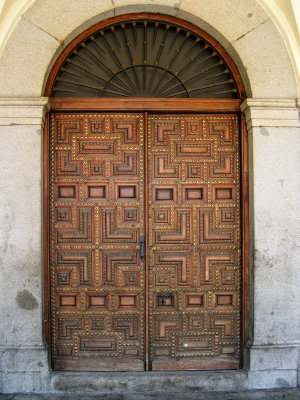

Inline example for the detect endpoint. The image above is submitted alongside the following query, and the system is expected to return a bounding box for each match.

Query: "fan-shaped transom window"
[52,15,241,99]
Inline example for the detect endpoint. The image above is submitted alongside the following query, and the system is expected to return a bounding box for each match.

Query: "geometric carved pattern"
[50,113,145,371]
[148,114,241,371]
[50,112,241,371]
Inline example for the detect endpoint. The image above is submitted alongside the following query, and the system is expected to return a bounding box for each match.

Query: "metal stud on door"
[148,114,241,370]
[50,113,145,371]
[49,112,241,371]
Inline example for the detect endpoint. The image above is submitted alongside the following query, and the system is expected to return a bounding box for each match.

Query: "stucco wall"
[0,0,299,394]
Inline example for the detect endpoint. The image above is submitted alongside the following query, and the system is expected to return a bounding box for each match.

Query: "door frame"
[43,97,249,368]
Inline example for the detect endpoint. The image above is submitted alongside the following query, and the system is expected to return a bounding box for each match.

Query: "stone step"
[50,370,248,393]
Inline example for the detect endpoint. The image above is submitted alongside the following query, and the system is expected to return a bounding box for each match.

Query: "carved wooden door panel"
[49,112,241,371]
[148,114,241,370]
[50,113,145,371]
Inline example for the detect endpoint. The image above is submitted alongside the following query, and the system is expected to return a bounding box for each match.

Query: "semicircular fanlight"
[52,19,239,98]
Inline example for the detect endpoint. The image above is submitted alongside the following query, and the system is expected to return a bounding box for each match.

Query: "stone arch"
[0,0,297,98]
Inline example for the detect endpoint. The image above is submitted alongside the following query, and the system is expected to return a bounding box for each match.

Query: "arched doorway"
[44,13,248,372]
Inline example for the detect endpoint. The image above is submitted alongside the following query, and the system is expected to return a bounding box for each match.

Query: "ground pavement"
[1,388,300,400]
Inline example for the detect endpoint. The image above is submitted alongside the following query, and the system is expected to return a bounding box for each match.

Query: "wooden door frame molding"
[50,98,243,113]
[43,99,250,367]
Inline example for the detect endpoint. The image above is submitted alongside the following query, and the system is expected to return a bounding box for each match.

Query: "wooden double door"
[49,111,241,371]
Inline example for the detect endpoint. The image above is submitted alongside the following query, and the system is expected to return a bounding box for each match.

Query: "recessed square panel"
[58,186,76,199]
[56,207,71,222]
[120,295,136,306]
[124,348,139,356]
[122,272,139,287]
[186,294,203,306]
[153,209,170,224]
[60,295,77,307]
[221,209,235,222]
[216,294,233,306]
[155,188,173,201]
[88,161,104,176]
[154,272,171,287]
[89,295,107,307]
[123,208,138,222]
[91,318,105,330]
[57,272,70,285]
[212,292,237,309]
[212,185,236,203]
[186,121,202,135]
[88,186,106,199]
[157,294,174,307]
[185,188,203,200]
[216,188,233,200]
[221,345,235,355]
[57,347,73,356]
[187,164,203,179]
[155,348,170,356]
[116,294,139,310]
[118,186,136,199]
[220,270,237,285]
[155,293,176,309]
[188,316,204,330]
